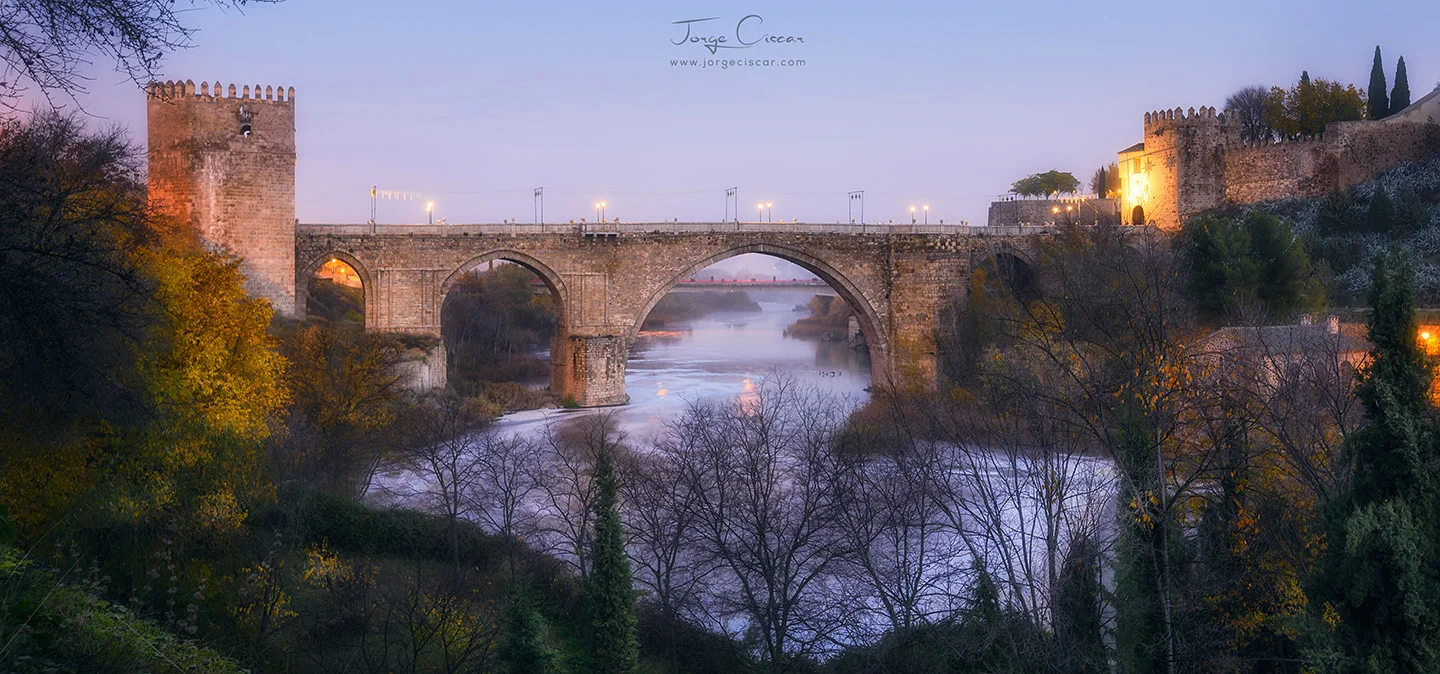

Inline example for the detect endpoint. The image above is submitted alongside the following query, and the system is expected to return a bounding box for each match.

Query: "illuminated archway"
[297,250,372,326]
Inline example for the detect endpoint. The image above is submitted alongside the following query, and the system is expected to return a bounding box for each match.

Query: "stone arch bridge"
[296,222,1049,406]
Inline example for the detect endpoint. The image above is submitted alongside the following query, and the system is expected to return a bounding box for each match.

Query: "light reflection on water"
[495,290,871,439]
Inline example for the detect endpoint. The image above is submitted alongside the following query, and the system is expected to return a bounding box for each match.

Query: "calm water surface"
[499,289,871,440]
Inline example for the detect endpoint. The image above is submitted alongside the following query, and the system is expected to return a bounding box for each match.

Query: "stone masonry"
[147,79,298,316]
[145,75,1051,407]
[1119,85,1440,229]
[294,224,1047,406]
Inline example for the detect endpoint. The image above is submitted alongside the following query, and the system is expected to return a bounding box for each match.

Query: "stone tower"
[1118,106,1233,229]
[147,79,297,316]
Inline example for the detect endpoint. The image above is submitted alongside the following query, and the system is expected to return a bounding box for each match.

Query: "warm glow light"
[909,206,916,212]
[1066,205,1074,212]
[1052,206,1060,214]
[923,204,929,211]
[425,201,434,212]
[766,201,773,208]
[1424,332,1433,340]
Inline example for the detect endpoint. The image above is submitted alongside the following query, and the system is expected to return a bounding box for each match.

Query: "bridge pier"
[558,332,630,407]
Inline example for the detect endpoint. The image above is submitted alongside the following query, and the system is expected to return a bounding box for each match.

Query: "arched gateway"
[295,223,1048,406]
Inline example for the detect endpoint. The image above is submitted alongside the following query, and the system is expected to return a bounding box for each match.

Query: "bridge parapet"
[297,222,1051,237]
[296,224,1053,406]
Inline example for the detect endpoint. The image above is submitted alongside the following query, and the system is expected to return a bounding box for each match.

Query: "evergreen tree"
[1315,250,1440,672]
[1097,167,1108,197]
[1367,185,1396,234]
[497,585,559,674]
[1300,70,1311,89]
[585,446,639,673]
[1181,213,1321,322]
[1368,46,1390,120]
[1392,56,1412,112]
[1317,187,1359,235]
[1052,536,1107,673]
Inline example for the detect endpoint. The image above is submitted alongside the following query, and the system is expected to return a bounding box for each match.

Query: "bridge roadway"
[295,221,1050,406]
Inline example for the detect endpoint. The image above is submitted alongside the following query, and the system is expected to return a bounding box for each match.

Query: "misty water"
[496,289,872,440]
[368,280,1111,648]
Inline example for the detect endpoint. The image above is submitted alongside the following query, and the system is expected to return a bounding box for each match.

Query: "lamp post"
[595,201,607,223]
[766,201,773,223]
[923,203,930,225]
[1066,204,1074,225]
[909,205,916,224]
[426,200,434,225]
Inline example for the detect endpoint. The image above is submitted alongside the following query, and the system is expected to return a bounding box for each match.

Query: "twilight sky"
[48,0,1440,226]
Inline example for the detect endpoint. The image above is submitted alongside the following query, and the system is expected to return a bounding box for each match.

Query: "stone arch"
[988,250,1039,301]
[439,249,568,310]
[1132,204,1146,226]
[296,250,374,327]
[438,249,572,394]
[629,242,890,384]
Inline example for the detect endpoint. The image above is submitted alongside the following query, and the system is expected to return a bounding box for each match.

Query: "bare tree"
[829,425,967,643]
[471,433,543,544]
[662,378,852,666]
[1224,85,1276,143]
[529,412,625,580]
[389,392,490,575]
[0,0,279,109]
[619,448,713,622]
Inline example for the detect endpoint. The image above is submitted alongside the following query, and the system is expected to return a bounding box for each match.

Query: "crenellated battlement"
[1143,105,1225,134]
[146,79,294,103]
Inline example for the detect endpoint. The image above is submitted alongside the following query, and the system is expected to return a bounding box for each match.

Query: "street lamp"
[923,203,930,225]
[766,201,773,223]
[757,203,764,222]
[426,200,434,225]
[909,205,916,224]
[595,201,607,222]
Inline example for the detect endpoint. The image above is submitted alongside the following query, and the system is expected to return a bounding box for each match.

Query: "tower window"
[237,106,253,137]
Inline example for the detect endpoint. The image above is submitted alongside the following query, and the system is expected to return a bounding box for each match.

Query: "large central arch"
[629,242,891,386]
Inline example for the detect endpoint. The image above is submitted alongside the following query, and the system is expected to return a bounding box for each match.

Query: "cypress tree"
[1368,46,1390,120]
[1096,167,1108,197]
[1052,536,1107,674]
[1367,185,1396,234]
[497,585,559,674]
[1315,249,1440,672]
[585,446,639,673]
[1392,56,1412,112]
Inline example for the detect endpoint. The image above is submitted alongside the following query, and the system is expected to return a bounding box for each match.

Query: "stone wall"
[147,80,298,316]
[1120,86,1440,228]
[1222,120,1440,204]
[987,198,1117,227]
[295,224,1049,405]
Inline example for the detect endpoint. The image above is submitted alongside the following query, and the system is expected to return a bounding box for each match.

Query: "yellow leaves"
[139,248,288,442]
[195,490,248,534]
[1321,602,1342,629]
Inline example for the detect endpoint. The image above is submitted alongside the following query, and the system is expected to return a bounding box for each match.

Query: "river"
[496,289,872,440]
